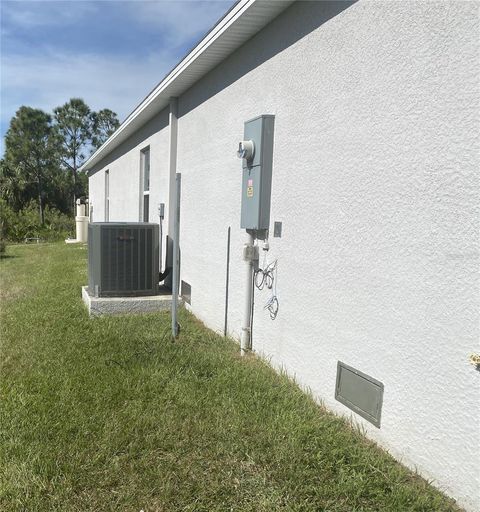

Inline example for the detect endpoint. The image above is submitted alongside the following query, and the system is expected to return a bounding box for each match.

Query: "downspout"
[166,97,179,289]
[167,97,180,336]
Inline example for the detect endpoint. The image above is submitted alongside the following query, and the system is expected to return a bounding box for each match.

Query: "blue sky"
[0,0,236,155]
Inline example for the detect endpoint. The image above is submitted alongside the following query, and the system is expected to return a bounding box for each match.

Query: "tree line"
[1,98,120,224]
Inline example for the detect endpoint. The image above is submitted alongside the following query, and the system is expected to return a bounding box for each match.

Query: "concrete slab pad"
[81,286,180,317]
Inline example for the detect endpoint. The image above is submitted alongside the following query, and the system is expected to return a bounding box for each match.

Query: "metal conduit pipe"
[171,173,181,337]
[241,231,256,356]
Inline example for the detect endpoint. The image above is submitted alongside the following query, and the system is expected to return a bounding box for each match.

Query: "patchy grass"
[0,243,461,511]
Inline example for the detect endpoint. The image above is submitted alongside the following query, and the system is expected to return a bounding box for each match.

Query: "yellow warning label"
[247,186,254,198]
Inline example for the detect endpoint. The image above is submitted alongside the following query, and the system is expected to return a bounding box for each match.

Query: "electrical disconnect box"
[239,115,275,230]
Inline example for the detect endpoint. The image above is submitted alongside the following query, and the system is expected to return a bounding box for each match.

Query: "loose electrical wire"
[254,259,276,290]
[264,294,279,320]
[254,258,279,320]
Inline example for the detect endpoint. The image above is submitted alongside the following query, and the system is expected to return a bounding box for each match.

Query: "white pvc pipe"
[75,201,88,242]
[158,214,163,274]
[241,231,254,356]
[76,203,86,216]
[75,216,88,242]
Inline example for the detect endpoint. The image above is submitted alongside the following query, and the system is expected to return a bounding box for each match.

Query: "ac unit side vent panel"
[335,361,384,428]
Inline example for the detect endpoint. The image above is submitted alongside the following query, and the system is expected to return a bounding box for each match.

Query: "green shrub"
[0,199,74,242]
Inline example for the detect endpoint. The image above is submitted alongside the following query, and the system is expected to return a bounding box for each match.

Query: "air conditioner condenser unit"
[88,222,159,297]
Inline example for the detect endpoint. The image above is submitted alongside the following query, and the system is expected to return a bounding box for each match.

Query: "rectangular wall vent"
[181,280,191,304]
[335,362,384,428]
[273,221,282,237]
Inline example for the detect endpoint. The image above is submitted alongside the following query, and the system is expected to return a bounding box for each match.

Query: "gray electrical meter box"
[240,115,275,230]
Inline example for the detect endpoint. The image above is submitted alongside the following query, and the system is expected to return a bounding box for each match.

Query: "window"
[140,147,150,221]
[104,170,109,221]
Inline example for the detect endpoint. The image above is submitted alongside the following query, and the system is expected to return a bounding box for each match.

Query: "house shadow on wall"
[88,108,170,175]
[89,0,355,174]
[179,0,356,117]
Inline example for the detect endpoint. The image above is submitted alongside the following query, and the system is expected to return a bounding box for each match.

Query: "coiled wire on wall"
[255,246,279,321]
[255,259,279,320]
[249,244,280,348]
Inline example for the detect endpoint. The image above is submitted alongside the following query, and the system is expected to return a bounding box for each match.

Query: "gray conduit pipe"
[171,173,181,337]
[241,231,255,355]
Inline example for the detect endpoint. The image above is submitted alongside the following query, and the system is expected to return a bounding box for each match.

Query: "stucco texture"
[89,109,171,227]
[89,1,480,509]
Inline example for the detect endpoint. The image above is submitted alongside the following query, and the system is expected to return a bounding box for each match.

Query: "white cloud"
[1,47,177,125]
[125,0,235,48]
[1,1,97,29]
[0,0,235,154]
[1,0,234,41]
[1,1,235,122]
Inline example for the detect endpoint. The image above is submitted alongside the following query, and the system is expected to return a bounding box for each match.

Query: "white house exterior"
[82,1,480,509]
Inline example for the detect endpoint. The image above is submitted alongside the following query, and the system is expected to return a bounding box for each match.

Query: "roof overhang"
[81,0,294,173]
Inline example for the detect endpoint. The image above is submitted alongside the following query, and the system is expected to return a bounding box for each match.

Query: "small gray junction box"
[240,115,275,230]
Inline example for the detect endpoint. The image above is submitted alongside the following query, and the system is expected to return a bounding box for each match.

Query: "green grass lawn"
[0,243,461,511]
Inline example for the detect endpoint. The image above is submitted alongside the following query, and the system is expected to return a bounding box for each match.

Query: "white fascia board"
[81,0,294,173]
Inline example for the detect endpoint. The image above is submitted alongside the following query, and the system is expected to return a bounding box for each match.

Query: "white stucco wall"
[89,1,480,509]
[89,109,171,228]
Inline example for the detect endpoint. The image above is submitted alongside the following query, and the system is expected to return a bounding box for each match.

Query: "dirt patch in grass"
[0,281,25,301]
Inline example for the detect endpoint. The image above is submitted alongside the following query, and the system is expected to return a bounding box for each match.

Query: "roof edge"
[81,0,294,173]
